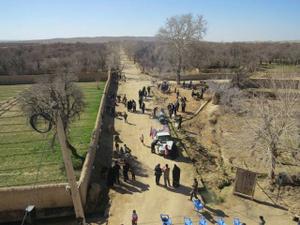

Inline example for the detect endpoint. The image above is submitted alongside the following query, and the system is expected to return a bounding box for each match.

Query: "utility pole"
[56,115,86,224]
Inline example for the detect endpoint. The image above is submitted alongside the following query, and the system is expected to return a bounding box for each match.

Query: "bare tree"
[20,73,86,164]
[157,14,207,84]
[247,79,300,181]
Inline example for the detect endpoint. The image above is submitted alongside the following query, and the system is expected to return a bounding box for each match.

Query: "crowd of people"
[107,159,136,187]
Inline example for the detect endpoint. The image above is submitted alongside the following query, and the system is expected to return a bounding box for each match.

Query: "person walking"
[163,164,171,187]
[154,164,162,185]
[172,164,181,187]
[190,178,199,200]
[132,210,138,225]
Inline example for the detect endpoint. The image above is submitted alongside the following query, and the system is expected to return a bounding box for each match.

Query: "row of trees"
[0,42,110,75]
[123,13,300,84]
[124,40,300,76]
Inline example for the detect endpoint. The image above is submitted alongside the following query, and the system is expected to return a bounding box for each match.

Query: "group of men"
[167,97,187,118]
[154,163,181,188]
[107,160,136,187]
[138,86,151,114]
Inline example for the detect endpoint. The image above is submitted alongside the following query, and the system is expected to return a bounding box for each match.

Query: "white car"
[154,131,174,155]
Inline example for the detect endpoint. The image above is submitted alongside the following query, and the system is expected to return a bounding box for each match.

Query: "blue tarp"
[184,217,193,225]
[193,198,204,211]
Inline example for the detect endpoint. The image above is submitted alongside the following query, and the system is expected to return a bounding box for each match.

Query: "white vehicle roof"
[156,131,170,136]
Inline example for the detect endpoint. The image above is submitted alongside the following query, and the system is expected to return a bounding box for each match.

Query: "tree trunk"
[269,146,276,182]
[176,54,182,84]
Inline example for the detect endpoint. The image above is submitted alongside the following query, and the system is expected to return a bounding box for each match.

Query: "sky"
[0,0,300,42]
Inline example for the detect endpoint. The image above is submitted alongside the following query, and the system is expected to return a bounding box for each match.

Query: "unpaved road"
[106,55,198,225]
[103,55,293,225]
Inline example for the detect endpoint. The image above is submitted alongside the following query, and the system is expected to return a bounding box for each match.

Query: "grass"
[0,82,105,187]
[252,64,300,79]
[0,84,30,102]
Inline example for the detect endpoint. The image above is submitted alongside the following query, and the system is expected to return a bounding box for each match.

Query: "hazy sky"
[0,0,300,42]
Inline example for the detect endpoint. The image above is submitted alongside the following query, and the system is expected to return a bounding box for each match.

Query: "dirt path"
[104,55,293,225]
[105,55,198,225]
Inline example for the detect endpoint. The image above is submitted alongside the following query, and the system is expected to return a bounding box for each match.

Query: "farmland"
[0,82,105,187]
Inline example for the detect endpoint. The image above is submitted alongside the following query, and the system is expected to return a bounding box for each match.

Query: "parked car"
[153,131,178,159]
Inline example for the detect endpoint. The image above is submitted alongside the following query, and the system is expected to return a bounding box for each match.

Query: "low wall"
[250,78,300,89]
[78,70,112,205]
[0,71,113,222]
[0,72,108,85]
[152,72,235,81]
[0,184,72,222]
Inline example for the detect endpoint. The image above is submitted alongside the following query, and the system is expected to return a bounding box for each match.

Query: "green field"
[0,84,30,102]
[0,82,105,187]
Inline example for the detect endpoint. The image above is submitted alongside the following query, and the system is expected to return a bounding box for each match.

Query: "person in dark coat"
[141,102,145,114]
[172,164,181,188]
[138,97,143,109]
[132,100,136,112]
[113,162,121,184]
[151,139,158,153]
[153,107,158,118]
[181,101,186,112]
[106,166,115,187]
[177,115,182,129]
[123,162,130,182]
[142,86,147,97]
[127,100,132,111]
[154,164,162,185]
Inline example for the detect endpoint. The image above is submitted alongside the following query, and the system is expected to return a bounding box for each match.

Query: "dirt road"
[106,55,198,225]
[105,55,293,225]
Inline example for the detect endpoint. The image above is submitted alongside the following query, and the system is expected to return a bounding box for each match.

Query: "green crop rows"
[0,82,105,187]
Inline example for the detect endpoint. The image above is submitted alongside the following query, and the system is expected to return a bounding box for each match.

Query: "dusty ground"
[100,55,296,225]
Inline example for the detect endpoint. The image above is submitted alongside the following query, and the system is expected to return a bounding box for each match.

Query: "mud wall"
[78,71,112,205]
[0,72,108,85]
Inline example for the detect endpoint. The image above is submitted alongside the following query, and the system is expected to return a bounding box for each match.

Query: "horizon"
[1,0,300,42]
[1,36,300,44]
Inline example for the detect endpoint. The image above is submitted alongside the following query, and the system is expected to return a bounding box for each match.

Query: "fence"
[0,70,112,222]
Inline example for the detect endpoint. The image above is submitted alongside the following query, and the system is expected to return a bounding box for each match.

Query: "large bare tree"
[157,14,207,84]
[245,79,300,182]
[20,73,86,164]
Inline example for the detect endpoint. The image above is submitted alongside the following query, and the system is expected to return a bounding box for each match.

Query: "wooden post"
[56,115,86,223]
